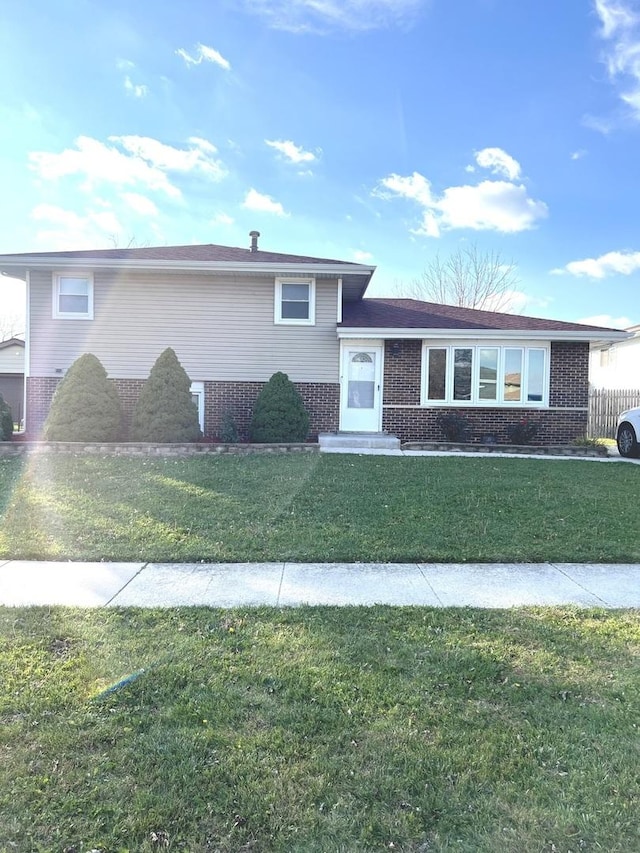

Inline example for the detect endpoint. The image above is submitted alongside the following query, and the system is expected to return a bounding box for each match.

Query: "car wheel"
[617,423,640,458]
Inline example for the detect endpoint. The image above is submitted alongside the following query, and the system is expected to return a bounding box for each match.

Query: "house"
[589,324,640,390]
[0,337,25,427]
[0,234,628,444]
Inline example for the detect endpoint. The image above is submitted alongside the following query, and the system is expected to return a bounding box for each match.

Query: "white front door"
[340,344,383,432]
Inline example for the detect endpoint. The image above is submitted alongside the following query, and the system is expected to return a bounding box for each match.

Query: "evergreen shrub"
[249,371,309,443]
[131,347,201,443]
[219,409,239,443]
[0,393,13,440]
[43,353,123,441]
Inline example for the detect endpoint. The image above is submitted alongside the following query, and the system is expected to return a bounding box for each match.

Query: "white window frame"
[420,340,550,407]
[190,381,205,434]
[52,272,94,320]
[274,277,315,325]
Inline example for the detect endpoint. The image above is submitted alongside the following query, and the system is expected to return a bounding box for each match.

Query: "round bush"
[249,371,309,443]
[43,353,123,441]
[131,347,201,443]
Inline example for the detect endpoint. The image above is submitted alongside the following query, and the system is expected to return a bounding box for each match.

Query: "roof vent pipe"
[249,230,260,252]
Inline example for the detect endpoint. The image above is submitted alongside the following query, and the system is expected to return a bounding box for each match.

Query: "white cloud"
[176,43,231,70]
[594,0,640,119]
[211,212,234,225]
[265,139,317,164]
[474,147,521,180]
[552,249,640,278]
[377,171,435,206]
[31,204,123,250]
[242,189,288,216]
[29,135,226,199]
[435,181,547,234]
[577,313,634,328]
[570,149,587,160]
[124,76,148,98]
[250,0,423,32]
[352,249,373,262]
[121,193,159,216]
[112,135,226,181]
[376,165,547,238]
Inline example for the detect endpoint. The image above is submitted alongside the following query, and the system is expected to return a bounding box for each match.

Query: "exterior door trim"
[339,339,384,432]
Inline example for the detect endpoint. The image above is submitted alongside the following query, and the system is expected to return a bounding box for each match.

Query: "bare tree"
[0,314,24,342]
[403,244,521,312]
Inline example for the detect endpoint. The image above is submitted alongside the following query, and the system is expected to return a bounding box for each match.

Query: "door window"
[347,352,375,409]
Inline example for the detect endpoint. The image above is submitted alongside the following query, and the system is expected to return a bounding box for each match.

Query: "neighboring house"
[0,337,25,426]
[590,324,640,389]
[0,235,628,444]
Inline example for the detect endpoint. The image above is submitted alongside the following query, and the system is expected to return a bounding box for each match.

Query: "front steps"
[318,432,401,452]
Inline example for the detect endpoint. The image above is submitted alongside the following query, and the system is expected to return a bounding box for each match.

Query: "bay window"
[422,343,549,406]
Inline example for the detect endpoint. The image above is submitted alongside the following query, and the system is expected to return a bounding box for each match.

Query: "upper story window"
[274,277,315,325]
[52,273,94,319]
[422,342,549,407]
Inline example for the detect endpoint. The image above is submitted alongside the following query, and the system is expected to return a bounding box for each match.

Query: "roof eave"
[0,256,375,279]
[337,327,631,343]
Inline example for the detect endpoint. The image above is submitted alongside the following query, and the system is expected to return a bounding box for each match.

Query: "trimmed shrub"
[0,393,13,441]
[219,409,239,443]
[43,353,123,441]
[131,347,201,443]
[437,412,471,443]
[507,417,538,445]
[249,372,309,443]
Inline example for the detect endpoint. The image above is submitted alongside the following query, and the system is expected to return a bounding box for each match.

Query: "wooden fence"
[588,387,640,438]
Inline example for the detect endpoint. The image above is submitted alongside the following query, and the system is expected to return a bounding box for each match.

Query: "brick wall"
[383,340,422,405]
[381,338,589,444]
[24,378,60,438]
[383,407,587,444]
[549,341,590,407]
[200,381,339,440]
[26,376,339,441]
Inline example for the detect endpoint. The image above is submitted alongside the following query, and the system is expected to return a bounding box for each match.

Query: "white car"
[616,406,640,458]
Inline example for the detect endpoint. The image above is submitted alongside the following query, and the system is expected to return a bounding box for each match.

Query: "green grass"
[0,453,638,562]
[1,606,638,852]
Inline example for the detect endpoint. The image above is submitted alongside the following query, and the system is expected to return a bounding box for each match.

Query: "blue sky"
[1,0,640,333]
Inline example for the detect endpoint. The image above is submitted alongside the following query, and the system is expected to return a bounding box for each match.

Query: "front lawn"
[1,606,638,852]
[0,453,638,562]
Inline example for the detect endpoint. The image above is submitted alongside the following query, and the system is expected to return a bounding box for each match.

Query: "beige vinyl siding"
[29,270,340,382]
[0,344,25,373]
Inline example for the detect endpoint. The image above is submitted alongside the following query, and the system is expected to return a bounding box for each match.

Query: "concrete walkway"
[1,560,638,608]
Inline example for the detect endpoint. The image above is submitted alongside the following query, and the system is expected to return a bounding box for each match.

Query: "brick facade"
[26,376,339,441]
[200,381,339,440]
[381,339,589,444]
[26,340,589,445]
[549,341,590,407]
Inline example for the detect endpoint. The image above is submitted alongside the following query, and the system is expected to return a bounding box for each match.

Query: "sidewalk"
[1,560,639,608]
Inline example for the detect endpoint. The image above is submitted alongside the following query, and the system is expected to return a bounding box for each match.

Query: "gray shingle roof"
[0,243,363,266]
[340,298,618,333]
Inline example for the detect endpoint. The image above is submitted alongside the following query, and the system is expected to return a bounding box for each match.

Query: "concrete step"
[319,432,401,451]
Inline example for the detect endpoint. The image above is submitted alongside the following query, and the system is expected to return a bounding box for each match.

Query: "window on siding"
[274,278,315,325]
[53,273,94,319]
[422,343,548,407]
